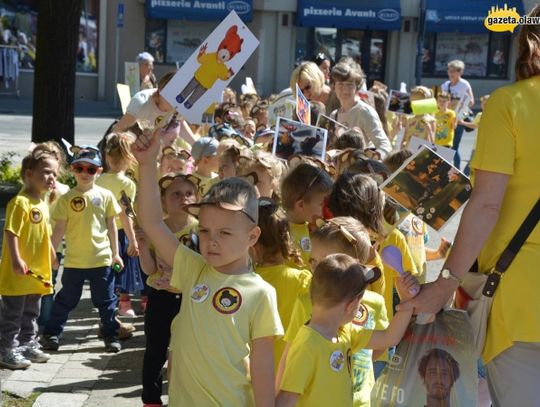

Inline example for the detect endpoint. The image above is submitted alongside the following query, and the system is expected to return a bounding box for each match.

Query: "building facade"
[1,0,531,105]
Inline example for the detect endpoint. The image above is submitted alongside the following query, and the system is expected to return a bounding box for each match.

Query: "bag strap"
[483,198,540,297]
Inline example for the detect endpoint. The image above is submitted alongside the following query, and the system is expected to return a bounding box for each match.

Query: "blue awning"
[146,0,253,22]
[425,0,524,33]
[296,0,401,30]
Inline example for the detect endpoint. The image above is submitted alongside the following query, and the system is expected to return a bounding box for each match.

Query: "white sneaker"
[20,341,50,363]
[0,348,31,370]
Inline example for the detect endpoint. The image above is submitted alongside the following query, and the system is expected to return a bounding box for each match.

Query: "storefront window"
[145,19,166,64]
[0,0,99,73]
[422,32,510,79]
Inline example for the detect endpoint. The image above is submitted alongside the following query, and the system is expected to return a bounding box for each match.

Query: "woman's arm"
[112,113,137,132]
[119,211,139,257]
[397,169,509,313]
[250,336,276,407]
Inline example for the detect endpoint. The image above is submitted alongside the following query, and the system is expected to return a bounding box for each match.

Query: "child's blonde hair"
[310,254,368,307]
[104,132,136,169]
[281,163,333,210]
[410,86,433,101]
[312,217,371,264]
[256,199,303,267]
[239,151,285,200]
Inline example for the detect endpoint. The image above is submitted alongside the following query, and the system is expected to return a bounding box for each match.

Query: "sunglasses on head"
[72,165,98,175]
[258,197,279,213]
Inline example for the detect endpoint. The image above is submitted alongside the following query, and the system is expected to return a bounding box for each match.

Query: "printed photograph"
[272,117,328,161]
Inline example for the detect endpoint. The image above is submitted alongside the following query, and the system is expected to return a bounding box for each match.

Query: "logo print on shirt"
[191,283,210,303]
[330,350,345,372]
[352,303,369,327]
[212,287,242,314]
[30,208,43,224]
[70,197,86,212]
[300,237,311,252]
[91,196,102,208]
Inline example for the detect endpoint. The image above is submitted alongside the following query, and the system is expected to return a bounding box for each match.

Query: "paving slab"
[33,392,88,407]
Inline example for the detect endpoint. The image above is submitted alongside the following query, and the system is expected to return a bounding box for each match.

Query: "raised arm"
[132,129,180,267]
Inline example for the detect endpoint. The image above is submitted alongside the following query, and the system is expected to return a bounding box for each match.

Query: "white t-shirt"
[126,89,164,125]
[442,78,473,102]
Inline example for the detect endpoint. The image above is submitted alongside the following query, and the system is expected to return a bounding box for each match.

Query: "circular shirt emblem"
[352,303,369,327]
[70,197,86,212]
[411,216,424,235]
[191,283,210,303]
[212,287,242,314]
[91,196,102,208]
[30,208,43,224]
[330,350,345,372]
[300,237,312,252]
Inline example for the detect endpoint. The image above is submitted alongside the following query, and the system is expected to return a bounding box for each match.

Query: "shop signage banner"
[296,0,401,30]
[147,0,253,22]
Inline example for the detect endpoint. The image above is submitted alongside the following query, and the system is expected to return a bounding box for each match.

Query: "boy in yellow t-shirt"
[133,129,283,406]
[41,147,123,353]
[434,91,457,148]
[277,254,416,407]
[281,163,334,268]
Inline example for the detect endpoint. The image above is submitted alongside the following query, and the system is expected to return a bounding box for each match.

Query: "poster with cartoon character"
[161,11,259,124]
[272,117,328,162]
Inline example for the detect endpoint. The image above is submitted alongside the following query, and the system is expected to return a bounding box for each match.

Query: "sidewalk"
[0,285,153,407]
[0,97,121,118]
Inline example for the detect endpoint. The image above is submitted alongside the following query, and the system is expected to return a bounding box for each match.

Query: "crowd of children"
[0,54,478,407]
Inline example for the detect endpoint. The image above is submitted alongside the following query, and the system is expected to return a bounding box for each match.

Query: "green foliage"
[58,171,77,189]
[0,151,22,186]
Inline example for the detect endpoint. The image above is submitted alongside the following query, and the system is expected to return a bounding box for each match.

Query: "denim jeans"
[44,266,119,338]
[452,124,466,169]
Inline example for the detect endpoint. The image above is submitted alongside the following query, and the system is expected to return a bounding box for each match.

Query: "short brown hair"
[310,253,368,307]
[383,149,413,173]
[281,163,333,210]
[331,61,364,88]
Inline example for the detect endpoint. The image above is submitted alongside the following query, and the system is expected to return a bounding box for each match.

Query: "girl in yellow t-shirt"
[0,144,60,370]
[137,173,198,406]
[251,199,311,369]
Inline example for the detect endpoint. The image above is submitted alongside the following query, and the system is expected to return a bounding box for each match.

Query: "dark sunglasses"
[72,165,98,175]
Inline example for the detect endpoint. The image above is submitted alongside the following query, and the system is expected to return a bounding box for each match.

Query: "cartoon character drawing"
[176,26,244,110]
[219,289,238,308]
[70,197,86,212]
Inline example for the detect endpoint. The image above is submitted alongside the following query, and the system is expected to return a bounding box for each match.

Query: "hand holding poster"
[161,11,259,124]
[272,117,328,161]
[296,84,311,125]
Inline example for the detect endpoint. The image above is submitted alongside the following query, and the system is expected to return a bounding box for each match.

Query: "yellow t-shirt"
[283,290,388,407]
[280,324,373,407]
[378,229,418,320]
[191,171,219,197]
[53,186,121,269]
[397,214,428,283]
[95,172,137,230]
[46,181,70,253]
[0,193,52,296]
[471,76,540,363]
[255,263,311,368]
[288,221,312,268]
[434,109,456,147]
[147,218,198,292]
[195,53,230,89]
[169,244,284,406]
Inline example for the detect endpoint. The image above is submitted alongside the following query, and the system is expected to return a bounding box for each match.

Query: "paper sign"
[387,90,412,115]
[272,117,328,162]
[408,136,455,163]
[124,62,140,97]
[268,89,295,126]
[161,11,259,124]
[241,77,257,95]
[411,98,438,115]
[116,83,132,114]
[316,113,348,146]
[381,145,471,231]
[296,84,311,125]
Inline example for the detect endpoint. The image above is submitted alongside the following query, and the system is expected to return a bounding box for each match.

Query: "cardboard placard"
[272,117,328,162]
[124,62,140,97]
[411,98,438,115]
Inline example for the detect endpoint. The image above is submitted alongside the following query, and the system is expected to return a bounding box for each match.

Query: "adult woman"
[136,52,157,90]
[441,59,474,169]
[399,6,540,405]
[289,61,330,106]
[311,52,331,84]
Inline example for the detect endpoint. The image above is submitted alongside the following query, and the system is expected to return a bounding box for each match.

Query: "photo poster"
[296,84,311,125]
[357,90,376,108]
[272,117,328,162]
[124,62,140,97]
[387,90,412,115]
[268,90,295,126]
[372,310,477,407]
[380,145,472,231]
[408,136,455,163]
[161,11,259,124]
[316,113,348,147]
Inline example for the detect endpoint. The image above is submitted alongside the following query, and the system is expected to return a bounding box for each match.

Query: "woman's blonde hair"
[516,4,540,80]
[290,62,324,98]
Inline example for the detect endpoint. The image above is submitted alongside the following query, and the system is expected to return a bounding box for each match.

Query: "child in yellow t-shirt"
[190,136,220,197]
[238,150,284,200]
[434,91,457,148]
[133,129,283,406]
[252,199,311,369]
[0,144,61,370]
[281,163,334,268]
[277,254,416,407]
[278,216,388,407]
[42,147,123,353]
[137,173,198,406]
[401,86,437,149]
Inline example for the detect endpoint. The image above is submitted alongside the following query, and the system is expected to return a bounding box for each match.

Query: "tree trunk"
[32,0,82,145]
